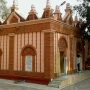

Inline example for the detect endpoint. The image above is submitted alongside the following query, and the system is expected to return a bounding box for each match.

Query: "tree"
[74,0,90,40]
[0,0,9,20]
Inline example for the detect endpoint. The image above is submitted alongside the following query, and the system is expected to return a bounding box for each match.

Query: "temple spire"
[66,3,71,10]
[42,0,53,18]
[55,5,61,14]
[26,4,38,20]
[63,3,73,24]
[13,0,15,6]
[53,5,62,20]
[30,4,36,13]
[11,0,18,12]
[46,0,51,8]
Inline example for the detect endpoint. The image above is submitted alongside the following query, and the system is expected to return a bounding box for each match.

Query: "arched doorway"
[58,37,67,74]
[21,45,36,72]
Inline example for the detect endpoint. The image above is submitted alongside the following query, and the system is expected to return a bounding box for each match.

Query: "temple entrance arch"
[58,37,68,74]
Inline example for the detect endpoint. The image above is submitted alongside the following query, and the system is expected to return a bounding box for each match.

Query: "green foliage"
[74,0,90,40]
[0,0,9,20]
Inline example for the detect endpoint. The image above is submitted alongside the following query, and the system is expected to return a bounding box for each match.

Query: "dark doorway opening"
[60,52,64,73]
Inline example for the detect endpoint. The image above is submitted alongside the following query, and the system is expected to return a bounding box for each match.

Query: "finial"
[46,0,51,8]
[11,0,18,12]
[55,5,60,13]
[31,4,36,12]
[56,5,59,10]
[66,3,71,9]
[13,0,15,7]
[54,5,62,20]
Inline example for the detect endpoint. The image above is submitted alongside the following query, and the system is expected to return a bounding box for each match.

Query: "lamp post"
[59,1,66,7]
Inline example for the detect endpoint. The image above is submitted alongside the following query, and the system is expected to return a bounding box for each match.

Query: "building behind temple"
[0,0,88,84]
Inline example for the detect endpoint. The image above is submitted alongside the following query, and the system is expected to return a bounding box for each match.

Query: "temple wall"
[73,37,77,70]
[0,32,44,73]
[14,32,44,72]
[0,35,9,70]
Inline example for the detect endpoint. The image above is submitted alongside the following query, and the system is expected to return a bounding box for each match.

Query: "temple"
[0,0,89,84]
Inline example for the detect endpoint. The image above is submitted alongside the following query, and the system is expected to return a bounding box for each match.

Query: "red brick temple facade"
[0,0,88,84]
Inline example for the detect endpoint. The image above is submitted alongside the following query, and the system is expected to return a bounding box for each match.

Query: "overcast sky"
[7,0,79,18]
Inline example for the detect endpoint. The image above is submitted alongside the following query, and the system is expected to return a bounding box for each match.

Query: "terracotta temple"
[0,0,88,84]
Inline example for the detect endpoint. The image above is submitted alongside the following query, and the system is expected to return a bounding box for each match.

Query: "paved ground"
[0,71,89,90]
[0,83,44,90]
[0,78,90,90]
[0,79,59,90]
[61,77,90,90]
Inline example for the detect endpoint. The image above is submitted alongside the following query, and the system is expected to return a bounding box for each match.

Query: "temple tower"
[53,5,62,20]
[63,3,73,25]
[42,0,53,18]
[26,4,38,20]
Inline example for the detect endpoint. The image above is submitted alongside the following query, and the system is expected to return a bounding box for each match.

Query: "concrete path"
[61,77,90,90]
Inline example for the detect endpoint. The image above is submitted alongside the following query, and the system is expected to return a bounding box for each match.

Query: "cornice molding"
[0,18,51,29]
[0,18,80,36]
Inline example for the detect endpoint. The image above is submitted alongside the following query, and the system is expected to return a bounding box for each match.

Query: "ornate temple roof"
[1,0,79,27]
[3,0,25,24]
[3,12,25,24]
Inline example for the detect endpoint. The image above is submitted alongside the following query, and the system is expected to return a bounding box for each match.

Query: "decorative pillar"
[68,35,75,73]
[44,31,54,80]
[9,34,15,71]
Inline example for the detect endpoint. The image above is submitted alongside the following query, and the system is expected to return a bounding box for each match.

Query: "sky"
[6,0,79,18]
